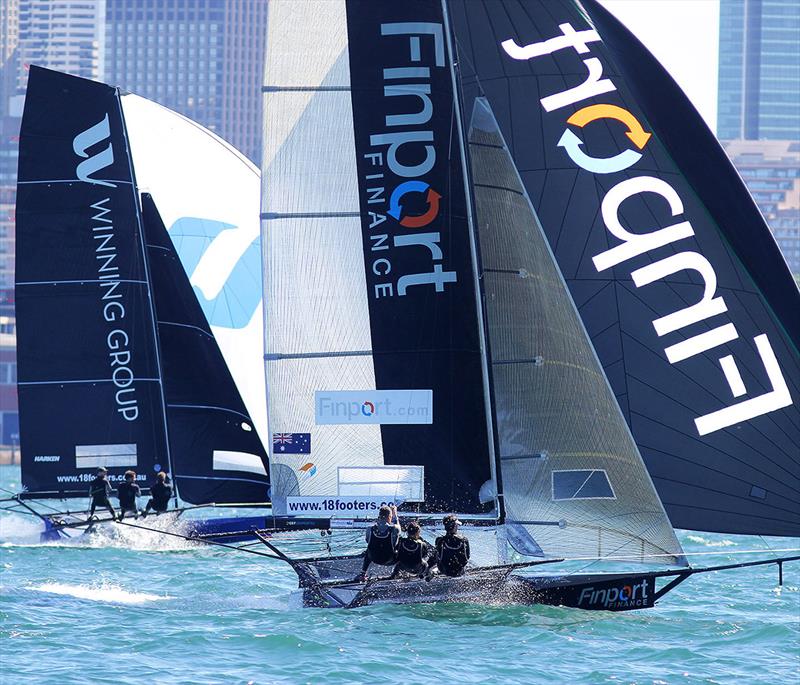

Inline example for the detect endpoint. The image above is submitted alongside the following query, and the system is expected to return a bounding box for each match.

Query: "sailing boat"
[7,66,322,541]
[246,0,798,609]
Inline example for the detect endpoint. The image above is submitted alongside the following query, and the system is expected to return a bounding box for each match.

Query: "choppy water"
[1,465,798,685]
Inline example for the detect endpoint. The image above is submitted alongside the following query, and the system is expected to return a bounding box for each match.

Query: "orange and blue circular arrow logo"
[387,180,442,228]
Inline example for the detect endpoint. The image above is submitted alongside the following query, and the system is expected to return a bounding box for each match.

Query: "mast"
[441,0,505,522]
[116,88,176,499]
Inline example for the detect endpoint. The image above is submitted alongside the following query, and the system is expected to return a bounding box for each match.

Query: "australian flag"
[272,432,311,454]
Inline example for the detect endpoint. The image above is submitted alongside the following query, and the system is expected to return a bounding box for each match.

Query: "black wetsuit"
[88,476,116,519]
[117,481,141,518]
[145,480,172,514]
[361,521,400,573]
[391,537,435,577]
[435,533,470,577]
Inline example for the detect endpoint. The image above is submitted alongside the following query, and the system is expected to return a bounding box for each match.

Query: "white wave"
[0,513,197,552]
[0,513,46,544]
[77,517,197,552]
[27,581,172,605]
[686,535,736,547]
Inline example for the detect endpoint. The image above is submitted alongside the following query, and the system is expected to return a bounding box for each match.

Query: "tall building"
[717,0,800,141]
[17,0,106,87]
[0,0,19,116]
[104,0,266,163]
[723,139,800,275]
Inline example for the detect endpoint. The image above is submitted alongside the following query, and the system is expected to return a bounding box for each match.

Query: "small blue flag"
[272,432,311,454]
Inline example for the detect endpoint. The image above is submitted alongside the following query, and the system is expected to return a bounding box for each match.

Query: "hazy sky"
[598,0,720,132]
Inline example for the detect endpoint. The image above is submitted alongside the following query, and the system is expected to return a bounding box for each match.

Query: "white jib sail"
[261,0,386,511]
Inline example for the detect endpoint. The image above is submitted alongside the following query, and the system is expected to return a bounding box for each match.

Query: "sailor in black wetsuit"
[117,470,141,520]
[390,521,435,580]
[355,505,400,581]
[88,467,117,521]
[435,515,471,577]
[142,471,172,517]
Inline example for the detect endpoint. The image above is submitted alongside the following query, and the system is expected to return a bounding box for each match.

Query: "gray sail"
[468,98,685,565]
[261,0,384,511]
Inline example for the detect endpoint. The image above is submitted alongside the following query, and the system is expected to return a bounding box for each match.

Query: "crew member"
[355,504,400,581]
[390,520,435,580]
[142,471,172,517]
[117,470,141,520]
[435,514,470,577]
[88,467,117,521]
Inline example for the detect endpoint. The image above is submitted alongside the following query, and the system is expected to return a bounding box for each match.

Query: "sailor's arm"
[464,537,471,560]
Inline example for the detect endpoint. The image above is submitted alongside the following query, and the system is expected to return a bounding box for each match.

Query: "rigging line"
[555,548,800,564]
[16,278,148,286]
[758,535,776,554]
[113,519,281,559]
[17,178,133,185]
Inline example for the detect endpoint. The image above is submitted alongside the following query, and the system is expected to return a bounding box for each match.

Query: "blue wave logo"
[168,217,261,329]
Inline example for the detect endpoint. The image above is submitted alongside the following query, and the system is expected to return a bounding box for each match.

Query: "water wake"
[26,581,172,605]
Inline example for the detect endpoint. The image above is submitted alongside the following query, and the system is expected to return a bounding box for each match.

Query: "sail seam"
[473,182,524,196]
[261,85,350,92]
[177,474,267,485]
[19,378,161,385]
[265,350,372,361]
[166,404,252,421]
[145,243,172,252]
[260,212,361,220]
[159,321,212,337]
[16,279,148,286]
[492,358,543,366]
[18,178,133,185]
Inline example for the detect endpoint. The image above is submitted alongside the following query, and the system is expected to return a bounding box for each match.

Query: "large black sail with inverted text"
[141,193,270,504]
[16,67,167,497]
[448,0,800,535]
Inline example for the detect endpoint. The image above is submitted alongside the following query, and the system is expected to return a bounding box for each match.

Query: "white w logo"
[73,114,116,188]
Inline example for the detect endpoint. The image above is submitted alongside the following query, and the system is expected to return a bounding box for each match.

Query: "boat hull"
[299,566,666,611]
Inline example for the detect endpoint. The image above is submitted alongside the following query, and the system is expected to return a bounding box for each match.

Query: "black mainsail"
[16,67,270,505]
[16,66,170,497]
[448,0,800,536]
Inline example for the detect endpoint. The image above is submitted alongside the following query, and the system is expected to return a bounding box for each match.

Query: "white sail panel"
[468,98,684,565]
[262,0,382,508]
[122,94,268,456]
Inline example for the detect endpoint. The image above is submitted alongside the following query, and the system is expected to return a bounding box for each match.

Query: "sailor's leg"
[355,552,371,581]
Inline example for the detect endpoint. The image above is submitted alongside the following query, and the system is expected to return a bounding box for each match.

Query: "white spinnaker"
[261,0,383,508]
[121,94,268,456]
